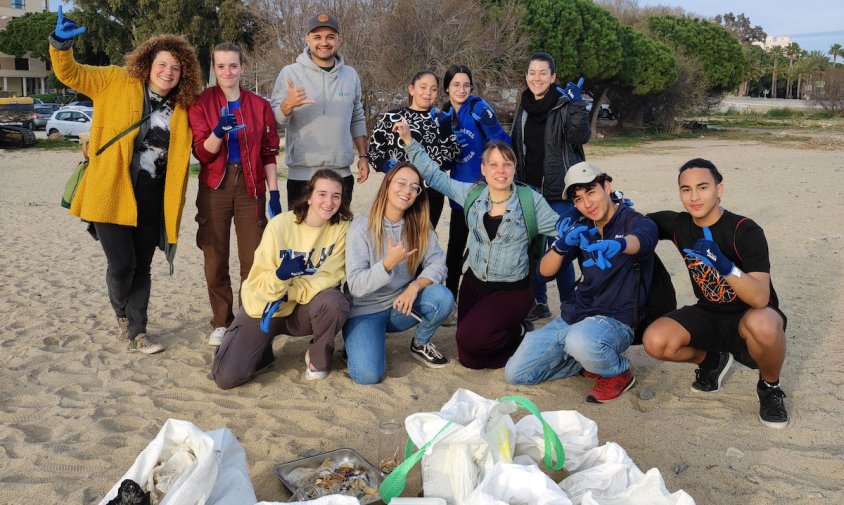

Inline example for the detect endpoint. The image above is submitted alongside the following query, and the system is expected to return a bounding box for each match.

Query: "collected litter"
[275,448,381,504]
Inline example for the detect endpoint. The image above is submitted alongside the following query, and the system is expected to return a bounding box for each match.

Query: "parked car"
[584,95,615,120]
[33,106,56,129]
[62,100,93,108]
[46,107,93,138]
[32,98,61,111]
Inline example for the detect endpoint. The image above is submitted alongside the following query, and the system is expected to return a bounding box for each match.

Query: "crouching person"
[213,170,351,388]
[644,159,788,428]
[344,163,454,384]
[505,162,657,403]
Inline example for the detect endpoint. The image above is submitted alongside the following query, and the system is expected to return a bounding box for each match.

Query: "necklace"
[490,191,512,205]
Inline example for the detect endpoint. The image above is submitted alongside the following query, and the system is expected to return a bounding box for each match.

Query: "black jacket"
[511,97,590,201]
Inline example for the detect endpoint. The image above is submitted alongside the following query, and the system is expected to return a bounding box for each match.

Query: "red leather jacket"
[189,87,280,198]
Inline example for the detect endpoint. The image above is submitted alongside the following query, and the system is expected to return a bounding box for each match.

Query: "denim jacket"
[405,141,559,282]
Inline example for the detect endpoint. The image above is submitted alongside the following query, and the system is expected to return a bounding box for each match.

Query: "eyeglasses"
[450,83,472,90]
[393,179,423,196]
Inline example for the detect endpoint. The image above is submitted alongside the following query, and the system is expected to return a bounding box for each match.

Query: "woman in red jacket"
[189,43,281,346]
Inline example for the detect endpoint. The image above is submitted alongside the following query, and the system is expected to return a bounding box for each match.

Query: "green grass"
[36,138,80,151]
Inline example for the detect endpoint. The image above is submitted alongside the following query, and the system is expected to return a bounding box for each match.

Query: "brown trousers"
[212,289,350,389]
[196,163,267,328]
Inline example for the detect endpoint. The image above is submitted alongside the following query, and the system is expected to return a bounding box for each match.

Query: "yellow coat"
[50,46,192,245]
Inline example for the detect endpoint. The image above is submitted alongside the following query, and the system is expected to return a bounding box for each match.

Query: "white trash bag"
[98,419,256,505]
[514,410,598,471]
[257,495,361,505]
[580,468,695,505]
[463,462,572,505]
[559,441,645,504]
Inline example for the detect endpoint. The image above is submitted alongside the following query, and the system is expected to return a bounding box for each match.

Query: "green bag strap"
[514,183,538,241]
[379,420,454,504]
[95,97,167,156]
[463,182,487,225]
[499,395,565,470]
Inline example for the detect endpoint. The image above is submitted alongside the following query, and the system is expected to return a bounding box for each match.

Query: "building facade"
[0,0,51,96]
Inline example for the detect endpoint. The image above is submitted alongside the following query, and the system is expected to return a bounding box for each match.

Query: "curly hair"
[125,34,201,108]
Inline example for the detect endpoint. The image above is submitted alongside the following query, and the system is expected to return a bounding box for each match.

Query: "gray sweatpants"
[212,289,350,389]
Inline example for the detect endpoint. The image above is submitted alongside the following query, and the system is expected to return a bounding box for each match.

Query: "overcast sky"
[638,0,844,55]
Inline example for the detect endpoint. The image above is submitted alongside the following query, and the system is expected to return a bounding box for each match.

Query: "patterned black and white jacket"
[367,107,460,173]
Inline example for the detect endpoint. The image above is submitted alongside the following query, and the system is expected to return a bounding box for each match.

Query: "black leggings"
[427,186,445,228]
[94,174,163,339]
[445,209,469,297]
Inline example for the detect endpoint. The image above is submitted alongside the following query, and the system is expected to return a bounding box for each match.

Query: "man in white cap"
[270,12,369,207]
[505,161,658,403]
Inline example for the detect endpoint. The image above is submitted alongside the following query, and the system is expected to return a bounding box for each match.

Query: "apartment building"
[0,0,51,96]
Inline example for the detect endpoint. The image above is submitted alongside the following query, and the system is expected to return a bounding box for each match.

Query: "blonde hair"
[368,163,430,273]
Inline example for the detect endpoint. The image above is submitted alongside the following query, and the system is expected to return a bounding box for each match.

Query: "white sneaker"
[129,333,164,354]
[304,351,328,381]
[209,327,227,346]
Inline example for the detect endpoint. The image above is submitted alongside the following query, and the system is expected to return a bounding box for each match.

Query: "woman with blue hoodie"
[434,65,512,320]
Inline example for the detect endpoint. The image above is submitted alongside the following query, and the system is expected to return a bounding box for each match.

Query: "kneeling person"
[644,159,788,428]
[505,163,657,403]
[213,170,351,389]
[343,163,454,385]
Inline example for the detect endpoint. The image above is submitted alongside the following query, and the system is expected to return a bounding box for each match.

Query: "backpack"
[624,212,677,344]
[463,182,547,266]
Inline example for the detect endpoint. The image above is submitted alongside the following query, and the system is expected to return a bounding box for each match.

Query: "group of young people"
[52,9,789,428]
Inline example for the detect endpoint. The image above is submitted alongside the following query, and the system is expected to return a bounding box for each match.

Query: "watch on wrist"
[359,153,369,159]
[729,265,743,278]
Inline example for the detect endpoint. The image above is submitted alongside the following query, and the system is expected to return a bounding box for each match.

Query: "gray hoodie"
[270,48,367,181]
[345,214,447,317]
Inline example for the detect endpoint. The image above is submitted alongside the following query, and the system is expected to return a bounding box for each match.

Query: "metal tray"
[274,448,382,504]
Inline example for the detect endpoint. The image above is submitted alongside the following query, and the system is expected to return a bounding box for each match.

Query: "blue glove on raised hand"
[213,106,246,138]
[583,238,627,270]
[683,226,734,277]
[276,249,309,281]
[54,5,87,42]
[564,225,598,249]
[551,217,577,254]
[471,99,507,140]
[451,124,469,149]
[429,107,453,128]
[610,190,634,209]
[268,190,281,218]
[382,159,397,172]
[559,77,584,105]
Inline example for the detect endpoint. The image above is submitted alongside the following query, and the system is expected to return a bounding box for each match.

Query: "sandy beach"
[1,131,843,504]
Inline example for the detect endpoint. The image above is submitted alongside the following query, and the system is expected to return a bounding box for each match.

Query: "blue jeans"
[504,315,634,385]
[532,199,576,306]
[343,284,454,384]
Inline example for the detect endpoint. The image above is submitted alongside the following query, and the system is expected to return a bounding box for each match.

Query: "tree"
[71,0,254,81]
[830,43,843,67]
[648,15,746,92]
[739,44,767,96]
[713,12,766,45]
[767,46,787,98]
[784,42,801,98]
[0,12,57,62]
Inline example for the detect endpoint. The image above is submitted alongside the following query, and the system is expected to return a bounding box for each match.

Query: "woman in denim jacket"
[395,119,560,368]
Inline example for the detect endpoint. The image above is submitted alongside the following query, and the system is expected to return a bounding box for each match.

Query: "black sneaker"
[410,341,449,368]
[757,382,789,429]
[525,303,551,321]
[690,352,734,393]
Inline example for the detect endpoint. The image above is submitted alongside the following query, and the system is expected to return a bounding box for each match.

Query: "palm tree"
[830,43,843,67]
[785,42,801,98]
[768,46,786,98]
[740,45,766,96]
[805,50,829,99]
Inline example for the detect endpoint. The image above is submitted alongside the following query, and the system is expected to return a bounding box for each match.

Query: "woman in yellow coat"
[50,7,201,353]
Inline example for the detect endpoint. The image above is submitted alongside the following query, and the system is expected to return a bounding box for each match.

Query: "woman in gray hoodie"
[343,163,455,384]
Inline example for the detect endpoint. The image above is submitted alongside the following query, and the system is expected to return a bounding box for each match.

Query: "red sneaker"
[586,369,636,403]
[580,369,600,379]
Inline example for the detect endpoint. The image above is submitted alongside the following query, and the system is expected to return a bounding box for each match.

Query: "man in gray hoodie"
[271,13,370,207]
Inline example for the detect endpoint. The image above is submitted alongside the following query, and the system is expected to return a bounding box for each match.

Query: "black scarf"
[521,86,561,187]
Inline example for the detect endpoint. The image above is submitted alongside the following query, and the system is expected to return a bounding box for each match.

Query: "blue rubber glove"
[213,106,245,138]
[268,190,281,218]
[451,124,469,149]
[610,190,634,209]
[276,249,309,280]
[564,225,598,249]
[471,99,507,141]
[562,77,584,105]
[382,159,397,172]
[583,238,627,270]
[551,217,575,254]
[683,226,734,276]
[260,295,287,333]
[54,5,87,41]
[429,107,453,128]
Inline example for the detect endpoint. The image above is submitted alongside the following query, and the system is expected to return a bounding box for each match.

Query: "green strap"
[95,97,167,156]
[499,395,565,470]
[463,182,486,225]
[379,421,454,504]
[514,183,538,241]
